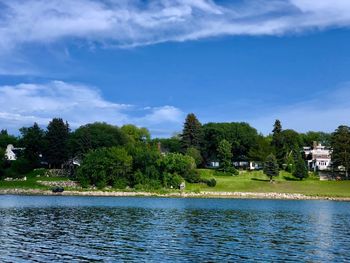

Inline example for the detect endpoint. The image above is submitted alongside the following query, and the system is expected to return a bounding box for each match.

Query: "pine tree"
[331,125,350,178]
[20,123,45,167]
[264,153,279,182]
[44,118,70,168]
[217,139,233,172]
[293,153,308,180]
[271,119,284,165]
[181,113,203,151]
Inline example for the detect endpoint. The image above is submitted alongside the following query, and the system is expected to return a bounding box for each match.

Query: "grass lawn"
[186,169,350,197]
[0,169,70,190]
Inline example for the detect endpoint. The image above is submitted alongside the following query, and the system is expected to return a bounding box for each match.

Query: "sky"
[0,0,350,137]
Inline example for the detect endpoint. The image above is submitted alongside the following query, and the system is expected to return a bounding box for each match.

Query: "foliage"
[69,122,127,155]
[19,123,45,167]
[181,113,203,151]
[44,118,70,168]
[186,147,203,166]
[301,131,331,147]
[331,125,350,177]
[248,135,273,162]
[121,124,150,145]
[293,153,308,180]
[159,153,196,176]
[206,178,217,187]
[0,129,18,149]
[163,172,183,189]
[154,136,181,153]
[77,147,132,189]
[264,154,279,182]
[217,139,233,172]
[202,122,259,163]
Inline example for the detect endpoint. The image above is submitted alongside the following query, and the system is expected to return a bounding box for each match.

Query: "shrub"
[206,178,217,187]
[186,147,203,166]
[77,147,132,188]
[159,153,196,176]
[183,169,201,183]
[163,172,183,189]
[11,157,33,175]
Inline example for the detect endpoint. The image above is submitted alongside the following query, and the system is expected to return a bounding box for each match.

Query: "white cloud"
[249,83,350,134]
[0,81,184,137]
[0,0,350,52]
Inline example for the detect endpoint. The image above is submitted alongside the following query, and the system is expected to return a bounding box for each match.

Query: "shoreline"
[1,189,350,201]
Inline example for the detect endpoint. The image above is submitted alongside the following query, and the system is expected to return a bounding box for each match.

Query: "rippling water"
[0,196,350,262]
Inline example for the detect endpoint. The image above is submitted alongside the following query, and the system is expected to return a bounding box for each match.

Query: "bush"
[186,147,202,166]
[77,147,132,188]
[206,178,217,187]
[163,173,183,189]
[159,153,196,177]
[11,157,33,175]
[183,169,201,183]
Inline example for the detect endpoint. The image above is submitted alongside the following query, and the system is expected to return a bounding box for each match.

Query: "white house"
[4,144,24,161]
[303,142,331,171]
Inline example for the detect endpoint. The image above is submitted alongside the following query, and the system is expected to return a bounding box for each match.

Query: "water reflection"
[0,196,349,262]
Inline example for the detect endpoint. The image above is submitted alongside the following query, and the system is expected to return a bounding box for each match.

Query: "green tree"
[331,125,350,178]
[19,123,45,167]
[69,122,127,155]
[293,153,308,180]
[121,124,150,145]
[248,135,274,162]
[186,147,203,166]
[181,113,203,151]
[154,136,182,153]
[77,147,132,188]
[0,129,18,148]
[271,120,283,163]
[201,122,259,163]
[44,118,70,168]
[264,154,279,182]
[217,139,233,172]
[159,153,196,182]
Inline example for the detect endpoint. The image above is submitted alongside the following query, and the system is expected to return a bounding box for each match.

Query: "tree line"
[0,114,349,188]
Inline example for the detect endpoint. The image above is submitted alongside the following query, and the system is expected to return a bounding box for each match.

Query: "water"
[0,196,349,262]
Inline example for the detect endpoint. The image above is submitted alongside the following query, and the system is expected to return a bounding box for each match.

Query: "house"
[303,142,331,171]
[4,144,24,161]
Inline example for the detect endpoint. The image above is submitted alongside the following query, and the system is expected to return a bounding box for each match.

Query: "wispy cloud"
[0,81,184,137]
[0,0,350,52]
[249,82,350,134]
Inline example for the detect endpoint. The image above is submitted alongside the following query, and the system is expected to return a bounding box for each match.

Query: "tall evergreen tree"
[181,113,203,151]
[264,153,279,182]
[217,139,233,172]
[44,118,70,168]
[331,125,350,178]
[20,123,45,167]
[271,119,284,165]
[293,152,308,180]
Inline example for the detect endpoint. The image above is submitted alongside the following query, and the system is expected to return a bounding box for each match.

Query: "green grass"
[185,169,350,197]
[0,169,70,190]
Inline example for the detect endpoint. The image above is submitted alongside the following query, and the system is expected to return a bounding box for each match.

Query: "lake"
[0,196,349,262]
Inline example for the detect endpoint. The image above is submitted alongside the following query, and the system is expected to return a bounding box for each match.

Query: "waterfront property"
[303,142,331,171]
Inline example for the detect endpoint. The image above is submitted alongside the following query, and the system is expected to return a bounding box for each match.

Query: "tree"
[77,147,132,188]
[217,139,233,172]
[0,129,18,148]
[331,125,350,178]
[121,124,150,145]
[69,122,127,155]
[201,122,259,163]
[44,118,70,168]
[293,153,308,180]
[19,123,45,167]
[181,113,203,151]
[271,120,284,164]
[264,154,279,182]
[186,147,203,166]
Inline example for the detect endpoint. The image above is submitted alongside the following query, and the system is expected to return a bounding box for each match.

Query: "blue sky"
[0,0,350,137]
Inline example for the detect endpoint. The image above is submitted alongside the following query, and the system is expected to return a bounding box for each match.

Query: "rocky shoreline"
[0,188,350,201]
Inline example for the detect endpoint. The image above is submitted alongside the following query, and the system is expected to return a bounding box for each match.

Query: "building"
[4,144,24,161]
[303,142,331,171]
